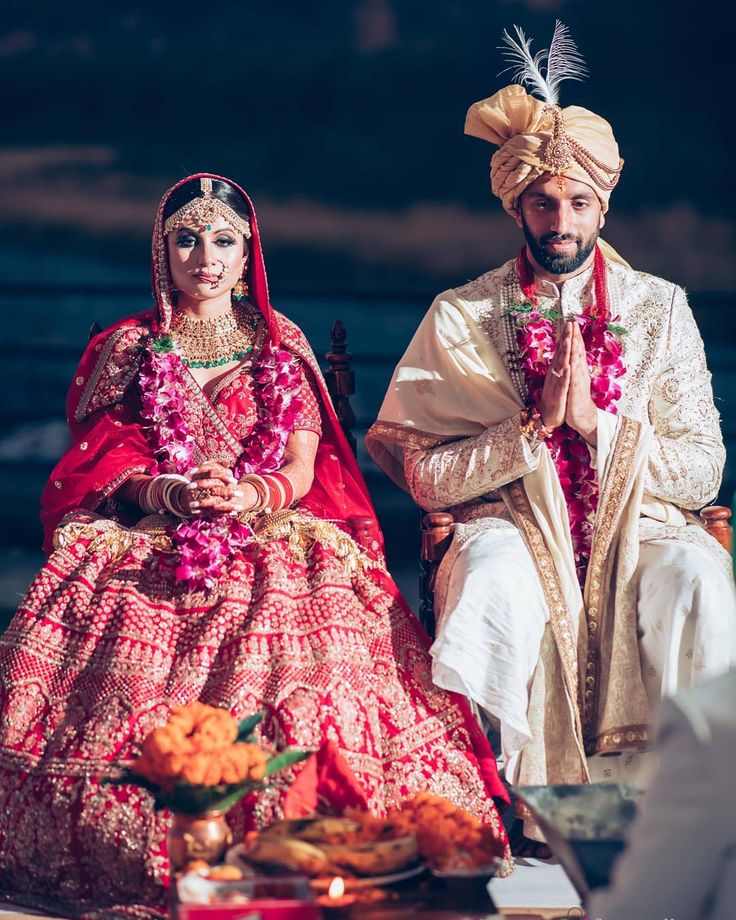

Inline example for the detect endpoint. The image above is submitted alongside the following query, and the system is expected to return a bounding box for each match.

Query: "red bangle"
[261,472,295,511]
[270,471,295,506]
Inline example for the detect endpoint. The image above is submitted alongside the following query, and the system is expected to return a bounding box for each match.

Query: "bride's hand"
[185,461,236,511]
[184,462,258,515]
[201,480,260,515]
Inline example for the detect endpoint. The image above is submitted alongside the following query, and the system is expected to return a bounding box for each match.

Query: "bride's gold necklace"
[172,303,257,368]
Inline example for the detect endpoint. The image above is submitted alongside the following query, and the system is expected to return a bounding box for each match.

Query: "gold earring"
[232,277,248,300]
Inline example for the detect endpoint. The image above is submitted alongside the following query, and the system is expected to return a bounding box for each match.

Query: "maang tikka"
[163,177,252,238]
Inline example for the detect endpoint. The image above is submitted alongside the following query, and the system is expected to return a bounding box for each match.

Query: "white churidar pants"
[430,527,736,785]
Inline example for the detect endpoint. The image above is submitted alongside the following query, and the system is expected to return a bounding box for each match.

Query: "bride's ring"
[550,367,563,378]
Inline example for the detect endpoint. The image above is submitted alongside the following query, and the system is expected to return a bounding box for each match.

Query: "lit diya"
[315,876,357,917]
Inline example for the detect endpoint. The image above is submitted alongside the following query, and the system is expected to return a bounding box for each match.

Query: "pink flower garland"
[138,334,304,592]
[234,340,304,477]
[138,337,196,475]
[510,248,627,584]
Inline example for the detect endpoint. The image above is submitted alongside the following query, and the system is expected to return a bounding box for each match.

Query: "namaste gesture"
[540,319,598,445]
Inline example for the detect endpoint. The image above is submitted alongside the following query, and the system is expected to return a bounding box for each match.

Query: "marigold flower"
[131,703,260,788]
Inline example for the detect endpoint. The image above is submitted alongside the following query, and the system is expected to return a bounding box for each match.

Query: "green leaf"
[607,323,628,336]
[506,301,534,317]
[150,334,175,353]
[264,748,312,778]
[195,782,263,815]
[161,780,256,815]
[236,713,264,742]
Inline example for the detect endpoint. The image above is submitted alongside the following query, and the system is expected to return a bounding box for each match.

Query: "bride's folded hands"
[185,460,257,515]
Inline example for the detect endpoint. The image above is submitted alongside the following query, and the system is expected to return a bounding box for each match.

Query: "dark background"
[2,0,735,288]
[1,0,733,614]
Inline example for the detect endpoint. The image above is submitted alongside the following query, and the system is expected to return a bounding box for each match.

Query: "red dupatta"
[40,174,382,554]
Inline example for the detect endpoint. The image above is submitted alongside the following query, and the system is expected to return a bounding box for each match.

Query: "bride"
[0,174,510,918]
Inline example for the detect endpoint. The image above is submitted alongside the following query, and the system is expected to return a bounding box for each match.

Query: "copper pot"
[167,810,233,873]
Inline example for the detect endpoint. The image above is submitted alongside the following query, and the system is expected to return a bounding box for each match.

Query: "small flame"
[328,876,345,899]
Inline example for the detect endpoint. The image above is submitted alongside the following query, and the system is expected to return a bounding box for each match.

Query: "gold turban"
[465,83,623,218]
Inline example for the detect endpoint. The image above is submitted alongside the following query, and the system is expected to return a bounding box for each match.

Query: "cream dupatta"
[366,280,654,786]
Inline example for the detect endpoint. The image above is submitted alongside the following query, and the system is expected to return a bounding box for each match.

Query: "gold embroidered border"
[364,420,452,452]
[99,464,150,503]
[582,415,641,746]
[74,325,144,423]
[592,723,649,755]
[503,480,585,759]
[207,360,251,404]
[385,711,467,760]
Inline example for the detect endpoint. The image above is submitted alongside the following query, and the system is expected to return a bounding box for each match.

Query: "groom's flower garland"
[138,334,304,591]
[508,247,627,584]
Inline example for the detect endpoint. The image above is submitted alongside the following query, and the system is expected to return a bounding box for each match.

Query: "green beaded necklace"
[181,347,252,369]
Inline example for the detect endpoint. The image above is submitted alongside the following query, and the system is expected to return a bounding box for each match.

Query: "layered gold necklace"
[172,304,258,368]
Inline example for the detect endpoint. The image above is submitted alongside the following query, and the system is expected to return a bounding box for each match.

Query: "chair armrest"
[700,505,732,553]
[421,512,455,562]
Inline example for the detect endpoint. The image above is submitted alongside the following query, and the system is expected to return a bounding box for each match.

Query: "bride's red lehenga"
[0,175,510,918]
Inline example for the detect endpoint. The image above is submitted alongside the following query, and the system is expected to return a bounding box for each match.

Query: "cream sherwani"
[366,258,736,792]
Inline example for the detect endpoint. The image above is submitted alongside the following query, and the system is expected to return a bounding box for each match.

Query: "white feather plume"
[499,20,588,105]
[499,25,550,101]
[546,21,588,101]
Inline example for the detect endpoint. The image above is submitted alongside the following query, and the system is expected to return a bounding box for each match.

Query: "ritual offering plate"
[231,816,423,879]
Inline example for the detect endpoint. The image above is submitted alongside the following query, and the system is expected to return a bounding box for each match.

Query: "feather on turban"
[465,24,623,218]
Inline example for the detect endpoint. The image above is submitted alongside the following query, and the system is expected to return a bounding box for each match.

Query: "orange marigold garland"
[111,703,308,814]
[345,792,505,869]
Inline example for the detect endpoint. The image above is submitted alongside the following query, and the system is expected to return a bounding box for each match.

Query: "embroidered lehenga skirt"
[0,509,509,918]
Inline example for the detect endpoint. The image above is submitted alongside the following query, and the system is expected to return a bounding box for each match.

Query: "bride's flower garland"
[509,246,627,584]
[138,333,304,592]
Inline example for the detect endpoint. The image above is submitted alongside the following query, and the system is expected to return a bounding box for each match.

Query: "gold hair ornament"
[163,177,252,238]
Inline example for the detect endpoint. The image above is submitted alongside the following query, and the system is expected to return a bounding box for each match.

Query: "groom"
[366,25,736,823]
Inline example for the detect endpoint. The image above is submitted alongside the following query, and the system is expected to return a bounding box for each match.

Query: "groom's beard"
[521,215,599,275]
